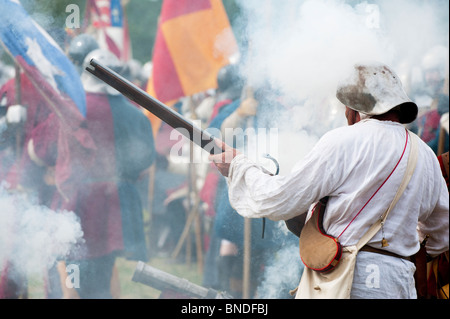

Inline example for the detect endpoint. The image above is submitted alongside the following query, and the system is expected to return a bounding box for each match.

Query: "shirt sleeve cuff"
[227,153,247,182]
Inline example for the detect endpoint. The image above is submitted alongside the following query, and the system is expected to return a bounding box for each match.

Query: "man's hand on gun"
[208,138,240,177]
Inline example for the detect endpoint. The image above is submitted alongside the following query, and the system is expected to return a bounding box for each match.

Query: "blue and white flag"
[0,0,86,117]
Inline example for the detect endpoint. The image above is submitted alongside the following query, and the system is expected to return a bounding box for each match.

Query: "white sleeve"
[417,175,449,257]
[227,133,343,221]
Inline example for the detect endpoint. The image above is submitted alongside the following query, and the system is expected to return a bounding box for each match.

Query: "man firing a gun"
[208,62,448,299]
[86,59,448,299]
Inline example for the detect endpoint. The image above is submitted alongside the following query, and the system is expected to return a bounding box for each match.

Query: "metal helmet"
[336,62,418,124]
[122,59,148,85]
[80,49,123,94]
[68,34,100,67]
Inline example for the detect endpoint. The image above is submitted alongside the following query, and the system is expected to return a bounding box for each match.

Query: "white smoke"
[0,183,84,280]
[236,0,448,102]
[230,0,449,173]
[256,240,303,299]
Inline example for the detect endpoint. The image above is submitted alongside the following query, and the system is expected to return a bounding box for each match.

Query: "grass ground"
[26,256,203,299]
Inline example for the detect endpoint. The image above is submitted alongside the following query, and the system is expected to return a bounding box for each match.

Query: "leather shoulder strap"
[356,131,419,250]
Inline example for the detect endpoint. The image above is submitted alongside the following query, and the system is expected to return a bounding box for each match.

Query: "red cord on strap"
[337,128,409,240]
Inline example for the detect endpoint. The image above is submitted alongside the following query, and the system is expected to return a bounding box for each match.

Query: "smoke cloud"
[230,0,449,180]
[256,242,302,299]
[236,0,448,102]
[0,183,84,280]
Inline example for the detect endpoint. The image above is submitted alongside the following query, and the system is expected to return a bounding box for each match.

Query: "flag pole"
[0,40,24,159]
[14,62,23,160]
[170,96,204,273]
[188,97,204,274]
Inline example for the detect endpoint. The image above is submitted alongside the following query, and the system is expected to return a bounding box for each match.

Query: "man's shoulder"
[321,123,361,141]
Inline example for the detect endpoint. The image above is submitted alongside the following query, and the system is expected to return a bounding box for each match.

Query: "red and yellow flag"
[145,0,238,136]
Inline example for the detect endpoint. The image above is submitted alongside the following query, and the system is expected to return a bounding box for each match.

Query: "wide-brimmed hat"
[336,62,418,123]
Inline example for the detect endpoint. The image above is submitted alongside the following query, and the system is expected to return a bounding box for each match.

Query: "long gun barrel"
[132,261,233,299]
[85,59,223,154]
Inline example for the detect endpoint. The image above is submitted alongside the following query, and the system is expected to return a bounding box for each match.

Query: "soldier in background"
[54,49,155,298]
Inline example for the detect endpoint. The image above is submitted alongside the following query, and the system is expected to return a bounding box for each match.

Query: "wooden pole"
[13,63,28,299]
[191,142,203,273]
[185,144,192,266]
[171,96,202,264]
[171,142,204,273]
[242,217,251,299]
[171,192,201,260]
[14,63,23,160]
[241,84,256,299]
[146,162,156,256]
[180,96,204,272]
[437,72,448,156]
[437,126,446,156]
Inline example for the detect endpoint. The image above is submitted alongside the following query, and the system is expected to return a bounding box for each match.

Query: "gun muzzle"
[132,261,233,299]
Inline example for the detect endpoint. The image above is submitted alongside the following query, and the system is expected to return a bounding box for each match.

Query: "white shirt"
[227,119,449,257]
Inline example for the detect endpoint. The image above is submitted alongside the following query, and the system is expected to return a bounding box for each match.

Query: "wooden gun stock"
[85,58,223,154]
